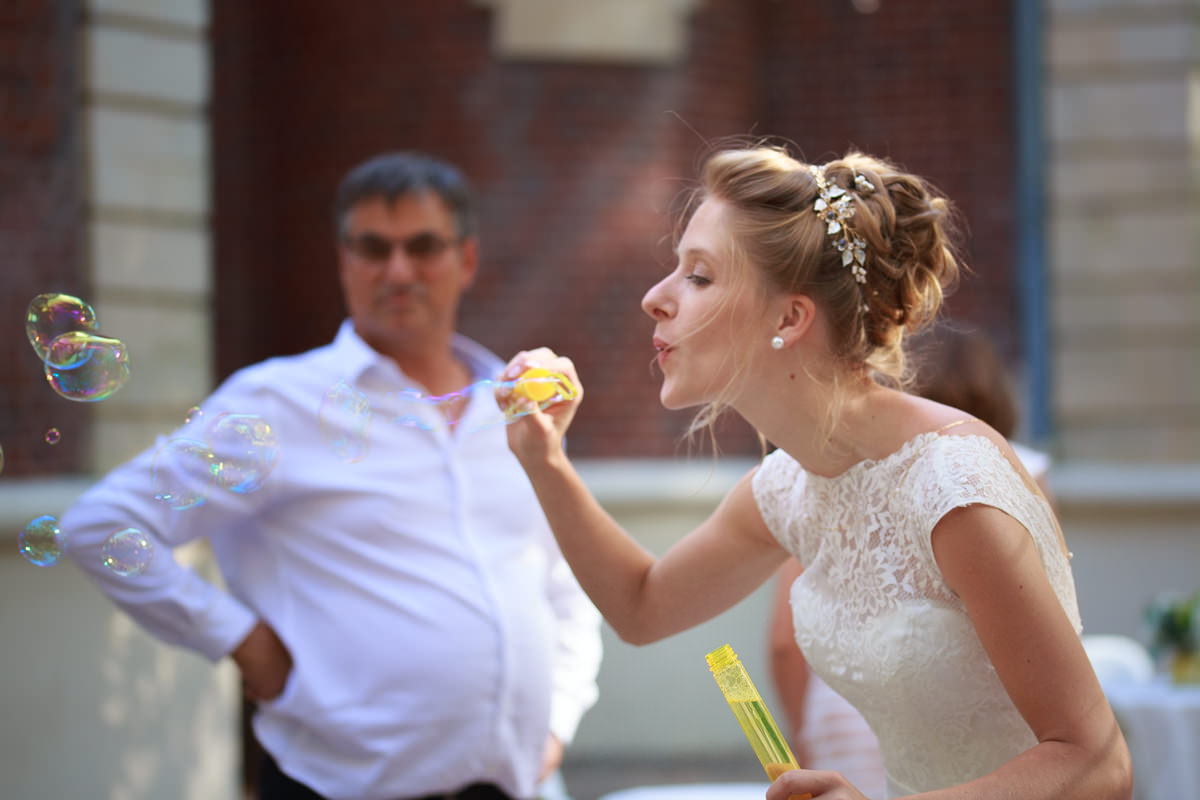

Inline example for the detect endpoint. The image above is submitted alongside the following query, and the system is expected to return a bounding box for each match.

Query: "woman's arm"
[503,349,788,645]
[925,505,1131,799]
[766,504,1131,800]
[520,440,787,644]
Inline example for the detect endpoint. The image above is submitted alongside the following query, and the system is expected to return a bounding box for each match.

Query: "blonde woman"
[502,142,1130,799]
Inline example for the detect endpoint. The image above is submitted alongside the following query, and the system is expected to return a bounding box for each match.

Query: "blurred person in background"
[61,152,602,800]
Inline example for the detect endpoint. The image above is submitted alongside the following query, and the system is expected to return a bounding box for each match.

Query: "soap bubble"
[152,438,217,510]
[25,293,99,360]
[384,386,452,432]
[45,428,61,445]
[184,406,203,424]
[101,528,154,576]
[43,331,131,402]
[206,413,279,493]
[382,369,578,435]
[18,515,67,566]
[319,380,371,463]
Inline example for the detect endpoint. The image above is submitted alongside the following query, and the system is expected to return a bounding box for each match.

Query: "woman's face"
[641,197,766,410]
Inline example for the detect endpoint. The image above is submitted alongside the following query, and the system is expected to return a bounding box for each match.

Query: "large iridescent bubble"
[319,380,372,463]
[25,293,99,360]
[18,515,67,566]
[206,413,279,493]
[152,438,217,510]
[43,331,131,402]
[101,528,155,576]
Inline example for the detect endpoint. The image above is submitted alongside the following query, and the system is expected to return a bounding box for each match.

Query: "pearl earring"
[770,336,785,350]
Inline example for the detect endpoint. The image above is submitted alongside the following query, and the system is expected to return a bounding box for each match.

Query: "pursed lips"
[653,336,672,365]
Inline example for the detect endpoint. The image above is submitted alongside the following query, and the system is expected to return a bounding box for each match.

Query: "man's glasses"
[342,231,461,264]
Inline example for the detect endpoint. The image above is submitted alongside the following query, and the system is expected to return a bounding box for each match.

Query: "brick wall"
[0,0,86,477]
[211,0,1017,459]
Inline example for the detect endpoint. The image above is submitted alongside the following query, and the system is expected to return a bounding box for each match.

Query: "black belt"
[411,783,514,800]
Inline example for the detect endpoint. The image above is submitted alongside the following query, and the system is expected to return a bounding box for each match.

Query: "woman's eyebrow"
[675,245,712,261]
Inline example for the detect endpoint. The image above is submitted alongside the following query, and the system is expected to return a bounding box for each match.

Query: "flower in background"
[1144,592,1200,685]
[1144,592,1199,657]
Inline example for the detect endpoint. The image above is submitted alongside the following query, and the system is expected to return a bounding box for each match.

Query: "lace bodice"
[753,431,1081,797]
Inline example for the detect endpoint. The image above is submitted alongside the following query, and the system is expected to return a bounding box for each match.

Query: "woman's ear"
[774,294,817,346]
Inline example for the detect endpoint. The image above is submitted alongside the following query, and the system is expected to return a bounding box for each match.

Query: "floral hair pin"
[807,165,875,289]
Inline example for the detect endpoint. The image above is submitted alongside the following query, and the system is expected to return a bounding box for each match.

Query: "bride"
[501,141,1131,799]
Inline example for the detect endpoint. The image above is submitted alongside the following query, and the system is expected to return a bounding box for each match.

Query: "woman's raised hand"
[498,347,583,469]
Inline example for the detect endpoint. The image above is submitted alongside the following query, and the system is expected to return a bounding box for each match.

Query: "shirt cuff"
[192,591,260,662]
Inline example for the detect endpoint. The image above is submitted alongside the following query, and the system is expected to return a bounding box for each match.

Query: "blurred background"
[1,1,1197,798]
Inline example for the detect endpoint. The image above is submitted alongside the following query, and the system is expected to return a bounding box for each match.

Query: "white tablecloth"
[1103,677,1200,800]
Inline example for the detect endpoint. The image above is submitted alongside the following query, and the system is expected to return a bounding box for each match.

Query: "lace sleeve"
[751,449,809,560]
[907,434,1082,631]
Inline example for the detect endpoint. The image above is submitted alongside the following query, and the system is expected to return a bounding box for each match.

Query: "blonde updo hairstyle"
[683,142,963,441]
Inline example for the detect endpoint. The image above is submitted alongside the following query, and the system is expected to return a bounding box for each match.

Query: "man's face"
[337,192,478,358]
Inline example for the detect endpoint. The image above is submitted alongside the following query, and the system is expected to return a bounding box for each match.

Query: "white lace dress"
[752,431,1082,798]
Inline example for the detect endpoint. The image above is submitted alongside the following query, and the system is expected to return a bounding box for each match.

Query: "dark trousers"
[257,751,327,800]
[257,750,516,800]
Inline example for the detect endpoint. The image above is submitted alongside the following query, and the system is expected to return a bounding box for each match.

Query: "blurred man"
[63,152,602,800]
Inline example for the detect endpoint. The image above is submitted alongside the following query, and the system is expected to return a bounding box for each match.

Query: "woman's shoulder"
[754,446,805,492]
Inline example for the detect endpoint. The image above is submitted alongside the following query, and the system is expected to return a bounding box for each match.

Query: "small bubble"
[45,428,61,445]
[18,515,67,566]
[101,528,154,576]
[184,406,203,424]
[319,380,371,462]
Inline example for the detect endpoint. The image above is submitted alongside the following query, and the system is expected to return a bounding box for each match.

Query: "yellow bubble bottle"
[706,643,811,799]
[512,367,576,403]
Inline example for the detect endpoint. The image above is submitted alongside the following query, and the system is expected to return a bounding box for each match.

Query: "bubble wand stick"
[706,643,812,800]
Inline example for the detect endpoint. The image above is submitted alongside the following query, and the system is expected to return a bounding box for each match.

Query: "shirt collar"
[331,319,504,386]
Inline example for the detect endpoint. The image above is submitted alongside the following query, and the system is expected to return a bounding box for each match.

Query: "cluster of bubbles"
[12,297,566,574]
[18,514,155,575]
[317,368,576,463]
[152,411,280,510]
[11,293,144,572]
[26,293,131,402]
[16,406,277,571]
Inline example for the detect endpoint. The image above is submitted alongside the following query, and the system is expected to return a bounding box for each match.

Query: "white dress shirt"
[61,321,602,800]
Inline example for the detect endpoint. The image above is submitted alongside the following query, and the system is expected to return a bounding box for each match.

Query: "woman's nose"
[641,277,672,320]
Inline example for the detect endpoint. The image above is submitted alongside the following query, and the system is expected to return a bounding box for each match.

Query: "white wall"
[0,480,239,800]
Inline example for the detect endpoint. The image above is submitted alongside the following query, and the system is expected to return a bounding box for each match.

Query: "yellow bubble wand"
[706,643,811,799]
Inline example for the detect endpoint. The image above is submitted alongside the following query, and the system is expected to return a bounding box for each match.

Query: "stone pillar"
[1046,0,1200,462]
[83,0,214,472]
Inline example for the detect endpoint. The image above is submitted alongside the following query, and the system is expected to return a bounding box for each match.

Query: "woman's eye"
[685,273,712,286]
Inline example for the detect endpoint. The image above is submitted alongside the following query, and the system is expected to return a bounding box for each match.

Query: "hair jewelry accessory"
[770,336,785,350]
[807,165,874,288]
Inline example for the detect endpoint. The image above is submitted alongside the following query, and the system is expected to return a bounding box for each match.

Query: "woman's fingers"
[764,769,861,800]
